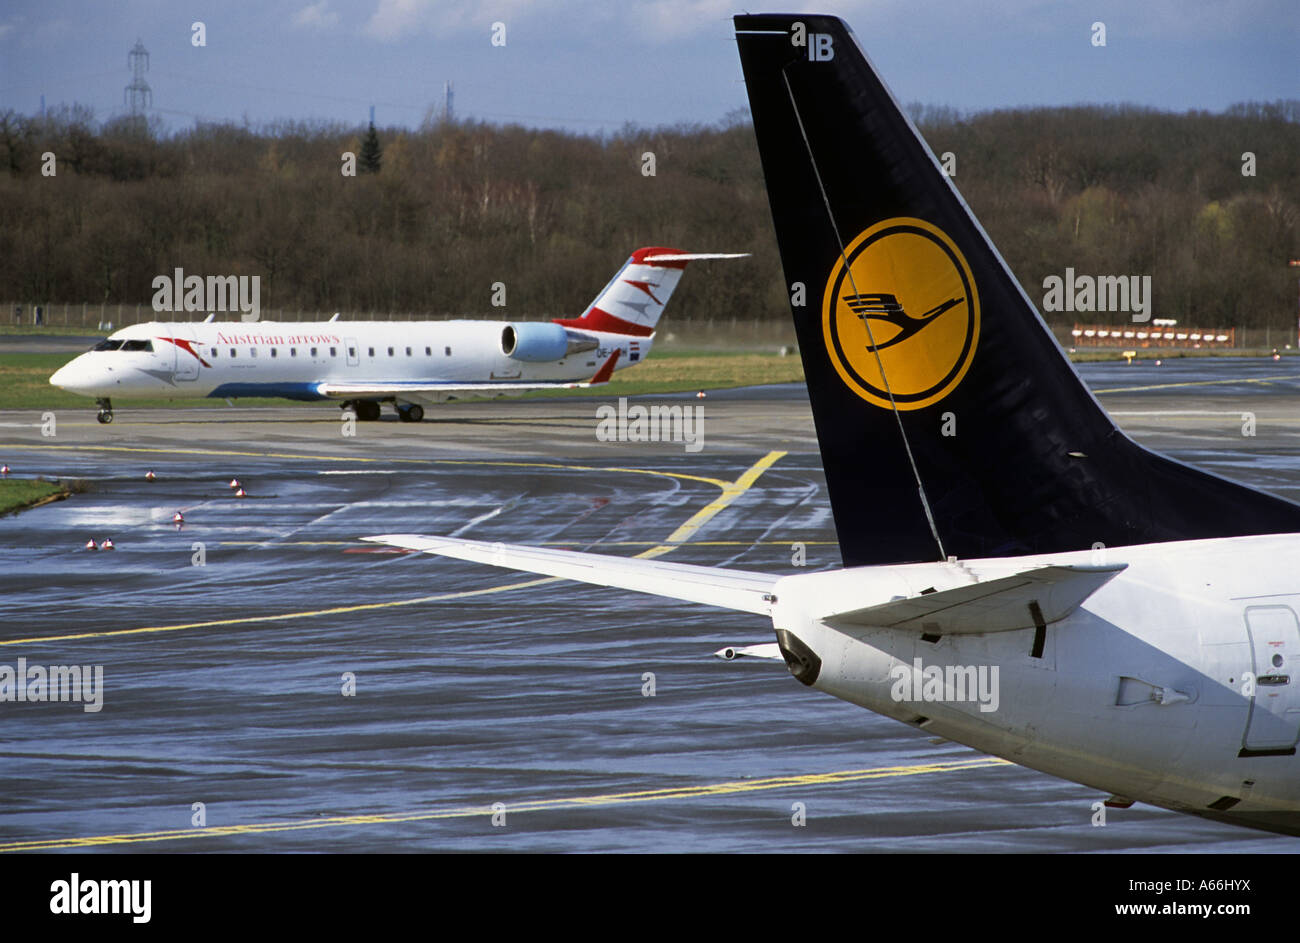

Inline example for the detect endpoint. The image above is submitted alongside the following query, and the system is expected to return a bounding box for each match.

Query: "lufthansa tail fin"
[735,13,1300,566]
[554,248,748,337]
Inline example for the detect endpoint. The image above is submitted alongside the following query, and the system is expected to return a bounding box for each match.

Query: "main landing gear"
[341,400,424,422]
[96,398,113,424]
[341,401,384,422]
[397,403,424,423]
[342,400,382,422]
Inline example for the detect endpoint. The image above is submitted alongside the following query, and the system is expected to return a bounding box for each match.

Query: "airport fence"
[1,302,802,350]
[2,302,1290,353]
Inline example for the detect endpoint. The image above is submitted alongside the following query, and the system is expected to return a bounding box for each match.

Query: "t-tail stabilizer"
[553,248,749,337]
[734,13,1300,566]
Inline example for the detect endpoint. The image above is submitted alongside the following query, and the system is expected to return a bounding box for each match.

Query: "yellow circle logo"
[822,217,979,410]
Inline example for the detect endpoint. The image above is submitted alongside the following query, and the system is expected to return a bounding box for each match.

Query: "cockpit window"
[94,339,153,352]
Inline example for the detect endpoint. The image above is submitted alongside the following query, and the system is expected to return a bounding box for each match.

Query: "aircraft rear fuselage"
[772,533,1300,834]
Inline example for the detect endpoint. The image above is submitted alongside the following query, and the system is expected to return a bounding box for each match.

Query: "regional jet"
[365,14,1300,836]
[49,248,743,423]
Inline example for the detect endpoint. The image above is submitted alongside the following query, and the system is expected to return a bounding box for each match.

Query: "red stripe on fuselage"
[552,308,654,337]
[158,336,212,368]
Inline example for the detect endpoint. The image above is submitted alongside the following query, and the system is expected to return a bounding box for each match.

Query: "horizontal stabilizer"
[554,247,748,337]
[361,534,778,615]
[641,252,751,263]
[825,563,1126,636]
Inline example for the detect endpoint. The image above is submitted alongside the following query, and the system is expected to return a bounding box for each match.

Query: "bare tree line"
[1,101,1296,331]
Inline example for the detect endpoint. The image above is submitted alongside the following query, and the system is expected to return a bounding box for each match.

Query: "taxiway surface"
[0,356,1297,852]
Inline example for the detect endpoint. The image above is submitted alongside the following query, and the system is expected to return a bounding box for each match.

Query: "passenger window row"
[98,341,458,359]
[199,346,457,359]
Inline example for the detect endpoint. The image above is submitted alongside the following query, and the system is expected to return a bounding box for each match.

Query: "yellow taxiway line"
[1094,373,1297,395]
[0,756,1010,852]
[0,450,787,648]
[0,443,732,489]
[639,449,786,559]
[0,576,561,646]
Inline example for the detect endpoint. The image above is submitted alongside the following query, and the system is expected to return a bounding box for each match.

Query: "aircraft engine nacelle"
[501,323,571,363]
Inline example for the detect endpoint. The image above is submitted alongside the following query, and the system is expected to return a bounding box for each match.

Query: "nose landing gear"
[397,403,425,423]
[96,398,113,424]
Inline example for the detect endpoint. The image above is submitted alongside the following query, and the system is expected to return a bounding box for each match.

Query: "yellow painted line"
[436,459,730,490]
[1108,412,1300,424]
[1094,373,1297,394]
[2,452,786,647]
[0,757,1011,852]
[223,540,371,546]
[4,489,72,512]
[638,450,786,560]
[0,442,405,464]
[0,444,731,489]
[0,577,559,646]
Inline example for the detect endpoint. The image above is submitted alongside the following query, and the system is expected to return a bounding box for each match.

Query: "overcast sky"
[1,0,1296,134]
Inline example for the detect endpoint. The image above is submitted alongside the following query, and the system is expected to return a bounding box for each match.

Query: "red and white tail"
[553,247,748,337]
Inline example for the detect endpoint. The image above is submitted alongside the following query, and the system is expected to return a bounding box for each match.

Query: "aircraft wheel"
[357,401,382,422]
[398,404,424,423]
[97,410,113,425]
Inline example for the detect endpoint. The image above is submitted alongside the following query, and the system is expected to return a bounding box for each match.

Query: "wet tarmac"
[0,355,1297,852]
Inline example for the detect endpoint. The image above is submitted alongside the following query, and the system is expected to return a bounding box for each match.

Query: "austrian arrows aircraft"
[49,248,743,423]
[367,14,1300,836]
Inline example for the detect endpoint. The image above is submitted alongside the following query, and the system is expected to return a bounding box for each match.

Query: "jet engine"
[501,323,599,362]
[501,323,570,362]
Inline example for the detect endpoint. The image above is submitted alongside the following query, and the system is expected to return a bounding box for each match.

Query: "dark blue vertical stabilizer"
[735,13,1300,566]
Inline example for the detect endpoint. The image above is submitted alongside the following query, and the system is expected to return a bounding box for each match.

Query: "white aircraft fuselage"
[49,247,745,423]
[770,534,1300,832]
[49,319,646,403]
